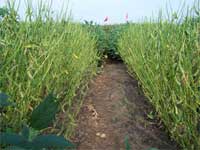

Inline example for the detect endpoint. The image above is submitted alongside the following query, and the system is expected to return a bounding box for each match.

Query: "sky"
[0,0,197,24]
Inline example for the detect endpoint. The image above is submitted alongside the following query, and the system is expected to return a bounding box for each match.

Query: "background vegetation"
[83,21,127,60]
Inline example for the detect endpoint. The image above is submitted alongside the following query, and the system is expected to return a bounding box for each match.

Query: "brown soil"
[72,61,178,150]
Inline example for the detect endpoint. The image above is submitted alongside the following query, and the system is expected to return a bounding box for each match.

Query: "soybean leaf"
[21,126,30,139]
[197,120,200,134]
[0,7,9,18]
[31,135,75,149]
[0,133,30,149]
[29,93,59,130]
[0,93,12,108]
[4,146,27,150]
[125,136,131,150]
[28,128,39,141]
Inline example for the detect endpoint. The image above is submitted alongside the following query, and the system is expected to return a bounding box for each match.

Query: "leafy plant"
[0,93,12,108]
[83,22,128,60]
[0,92,75,150]
[29,93,59,130]
[103,25,125,59]
[1,132,74,150]
[147,111,155,120]
[124,136,131,150]
[0,0,98,137]
[0,7,9,19]
[118,1,200,149]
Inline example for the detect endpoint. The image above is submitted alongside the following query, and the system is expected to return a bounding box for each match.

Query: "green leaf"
[31,135,75,149]
[4,146,27,150]
[0,133,30,149]
[197,120,200,134]
[28,128,39,141]
[21,126,30,139]
[0,7,9,18]
[125,136,131,150]
[5,128,15,134]
[29,93,59,130]
[0,93,12,108]
[147,111,154,120]
[147,148,159,150]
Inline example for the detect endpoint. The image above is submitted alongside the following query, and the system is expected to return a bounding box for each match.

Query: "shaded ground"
[72,61,178,150]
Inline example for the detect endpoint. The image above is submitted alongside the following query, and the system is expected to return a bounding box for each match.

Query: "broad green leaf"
[31,135,75,149]
[147,148,159,150]
[29,93,59,130]
[4,146,27,150]
[0,93,12,108]
[21,126,30,139]
[0,133,30,148]
[0,7,9,18]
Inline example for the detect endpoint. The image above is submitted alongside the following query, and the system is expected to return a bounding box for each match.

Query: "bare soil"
[72,61,178,150]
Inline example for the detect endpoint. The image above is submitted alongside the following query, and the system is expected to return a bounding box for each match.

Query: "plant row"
[118,5,200,149]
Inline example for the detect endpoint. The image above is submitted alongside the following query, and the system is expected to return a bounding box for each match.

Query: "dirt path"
[73,61,178,150]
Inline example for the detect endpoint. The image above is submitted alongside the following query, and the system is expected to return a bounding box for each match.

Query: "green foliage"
[0,132,75,150]
[83,21,107,54]
[0,133,29,148]
[0,1,98,136]
[31,135,74,149]
[83,22,127,59]
[21,126,30,139]
[124,136,131,150]
[29,93,58,130]
[118,5,200,149]
[0,93,75,150]
[0,7,9,19]
[4,147,27,150]
[0,93,12,108]
[103,25,127,59]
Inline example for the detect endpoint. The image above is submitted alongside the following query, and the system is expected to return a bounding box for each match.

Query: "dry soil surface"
[73,61,178,150]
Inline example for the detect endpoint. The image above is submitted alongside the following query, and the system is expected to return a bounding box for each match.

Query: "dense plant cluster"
[118,6,200,149]
[0,2,98,138]
[0,93,75,150]
[83,21,127,59]
[102,24,127,59]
